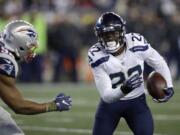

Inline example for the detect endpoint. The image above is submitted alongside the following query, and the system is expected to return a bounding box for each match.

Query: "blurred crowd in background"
[0,0,180,83]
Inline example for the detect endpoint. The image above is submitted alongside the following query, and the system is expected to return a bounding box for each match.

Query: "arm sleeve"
[143,46,173,88]
[91,67,125,103]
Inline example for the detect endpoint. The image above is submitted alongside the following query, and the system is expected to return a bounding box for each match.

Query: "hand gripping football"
[146,71,166,99]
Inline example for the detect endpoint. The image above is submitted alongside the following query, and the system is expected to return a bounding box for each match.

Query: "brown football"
[146,71,166,99]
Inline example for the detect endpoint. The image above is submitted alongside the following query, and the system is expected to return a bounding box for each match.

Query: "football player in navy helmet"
[88,12,174,135]
[94,12,126,54]
[0,20,72,135]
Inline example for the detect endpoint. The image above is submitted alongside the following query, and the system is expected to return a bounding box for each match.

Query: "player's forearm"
[95,78,125,103]
[145,47,173,88]
[93,69,125,103]
[101,88,125,103]
[10,100,56,115]
[152,60,173,88]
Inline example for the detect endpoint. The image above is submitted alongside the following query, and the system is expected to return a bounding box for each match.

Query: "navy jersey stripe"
[129,45,148,52]
[91,56,109,68]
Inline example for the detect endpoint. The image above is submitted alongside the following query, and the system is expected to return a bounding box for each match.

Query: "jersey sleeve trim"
[129,45,149,52]
[91,56,109,68]
[0,67,15,78]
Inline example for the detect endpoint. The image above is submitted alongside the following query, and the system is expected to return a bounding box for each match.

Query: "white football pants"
[0,106,25,135]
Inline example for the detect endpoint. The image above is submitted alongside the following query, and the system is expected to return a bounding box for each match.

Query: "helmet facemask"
[94,12,126,54]
[96,27,125,54]
[18,43,38,62]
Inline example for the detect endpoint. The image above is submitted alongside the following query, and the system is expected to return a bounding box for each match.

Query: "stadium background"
[0,0,180,135]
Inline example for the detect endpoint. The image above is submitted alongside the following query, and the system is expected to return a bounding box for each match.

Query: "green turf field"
[1,82,180,135]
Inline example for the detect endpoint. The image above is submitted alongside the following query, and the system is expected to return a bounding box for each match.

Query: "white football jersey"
[88,33,173,103]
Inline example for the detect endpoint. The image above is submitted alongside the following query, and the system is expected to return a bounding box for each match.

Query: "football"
[146,71,166,99]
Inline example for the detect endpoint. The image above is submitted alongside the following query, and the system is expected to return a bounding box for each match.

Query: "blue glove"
[55,93,72,111]
[121,74,142,94]
[153,87,174,103]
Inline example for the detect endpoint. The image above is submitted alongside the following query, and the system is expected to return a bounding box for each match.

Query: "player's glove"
[46,93,72,112]
[121,74,142,94]
[153,87,174,103]
[55,93,72,111]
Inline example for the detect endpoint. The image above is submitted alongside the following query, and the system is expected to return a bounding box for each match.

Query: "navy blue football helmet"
[94,12,126,53]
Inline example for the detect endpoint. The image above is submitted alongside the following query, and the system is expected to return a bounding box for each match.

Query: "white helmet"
[2,20,38,62]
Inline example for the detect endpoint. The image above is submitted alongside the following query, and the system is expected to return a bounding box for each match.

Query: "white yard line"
[45,117,74,123]
[16,114,180,123]
[21,126,166,135]
[47,113,180,120]
[154,114,180,120]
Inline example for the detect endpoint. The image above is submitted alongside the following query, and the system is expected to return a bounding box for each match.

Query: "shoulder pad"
[126,33,149,52]
[88,43,109,68]
[0,53,18,78]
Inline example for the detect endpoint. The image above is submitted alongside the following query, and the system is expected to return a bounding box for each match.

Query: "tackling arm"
[0,74,71,114]
[0,74,47,114]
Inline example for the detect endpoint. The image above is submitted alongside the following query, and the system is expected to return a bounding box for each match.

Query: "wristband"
[46,102,57,112]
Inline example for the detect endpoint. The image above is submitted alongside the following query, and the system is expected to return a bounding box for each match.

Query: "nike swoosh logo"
[62,100,69,106]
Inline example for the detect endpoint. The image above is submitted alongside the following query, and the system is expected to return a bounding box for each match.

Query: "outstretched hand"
[55,93,72,111]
